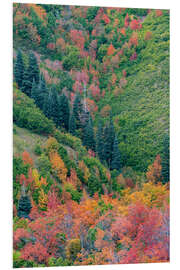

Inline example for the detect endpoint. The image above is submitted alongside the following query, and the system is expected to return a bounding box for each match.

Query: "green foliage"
[48,257,71,267]
[161,133,169,183]
[36,153,51,177]
[64,183,82,203]
[62,46,83,71]
[86,6,99,21]
[34,144,42,155]
[13,87,54,135]
[14,49,25,89]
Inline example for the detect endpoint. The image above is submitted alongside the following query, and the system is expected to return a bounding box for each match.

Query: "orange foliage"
[107,44,115,56]
[146,155,162,183]
[22,151,33,167]
[50,151,67,183]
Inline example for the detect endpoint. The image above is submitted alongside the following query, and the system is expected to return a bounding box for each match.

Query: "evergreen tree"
[21,67,32,97]
[83,115,96,151]
[17,194,32,219]
[161,133,170,183]
[14,49,24,89]
[27,51,39,84]
[111,135,121,171]
[69,112,76,135]
[21,51,39,97]
[96,120,105,162]
[73,93,82,129]
[43,91,53,119]
[32,74,48,110]
[104,115,115,167]
[58,94,70,131]
[50,87,60,127]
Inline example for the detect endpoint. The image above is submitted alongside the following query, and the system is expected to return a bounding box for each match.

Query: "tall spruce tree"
[83,115,96,151]
[161,133,170,183]
[96,120,105,162]
[69,112,76,135]
[14,49,24,89]
[73,92,82,129]
[104,115,115,167]
[32,73,48,110]
[111,135,121,171]
[50,87,60,127]
[43,91,53,119]
[58,94,70,131]
[21,51,39,97]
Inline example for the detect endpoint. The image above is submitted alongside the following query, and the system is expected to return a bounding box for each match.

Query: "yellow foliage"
[66,239,81,261]
[78,161,90,183]
[38,188,48,210]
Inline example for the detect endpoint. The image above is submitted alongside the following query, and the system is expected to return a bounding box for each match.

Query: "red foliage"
[107,44,115,56]
[120,27,126,36]
[70,29,85,50]
[102,13,110,24]
[129,19,141,30]
[89,83,101,101]
[21,242,49,264]
[22,151,33,166]
[124,13,130,27]
[47,43,55,50]
[156,10,163,17]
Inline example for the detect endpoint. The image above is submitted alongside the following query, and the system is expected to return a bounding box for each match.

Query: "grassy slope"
[96,11,169,172]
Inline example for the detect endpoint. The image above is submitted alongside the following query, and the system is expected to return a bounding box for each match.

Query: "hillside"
[13,4,169,268]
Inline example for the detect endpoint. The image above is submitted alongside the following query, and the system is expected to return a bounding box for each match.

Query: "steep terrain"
[13,4,169,268]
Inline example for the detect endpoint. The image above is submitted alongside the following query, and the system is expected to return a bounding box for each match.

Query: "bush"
[66,239,81,261]
[34,144,42,155]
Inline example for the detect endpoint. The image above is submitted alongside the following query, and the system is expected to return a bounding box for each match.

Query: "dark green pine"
[43,91,53,119]
[58,93,70,131]
[83,115,96,152]
[161,133,170,183]
[96,120,105,162]
[69,112,76,135]
[34,74,48,110]
[21,67,33,97]
[14,49,25,89]
[73,92,83,129]
[111,135,121,171]
[17,195,32,219]
[104,115,115,167]
[50,87,60,127]
[21,51,40,97]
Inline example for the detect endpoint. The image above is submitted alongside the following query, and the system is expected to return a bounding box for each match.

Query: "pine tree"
[21,51,39,97]
[161,133,170,183]
[43,91,53,119]
[58,94,70,131]
[73,93,82,129]
[104,115,115,167]
[14,49,24,89]
[69,112,76,135]
[21,67,32,97]
[17,194,32,219]
[32,74,48,110]
[28,51,39,84]
[111,135,121,171]
[96,120,105,162]
[50,87,60,127]
[83,115,96,151]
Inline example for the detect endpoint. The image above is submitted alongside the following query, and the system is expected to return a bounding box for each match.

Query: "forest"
[13,3,169,267]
